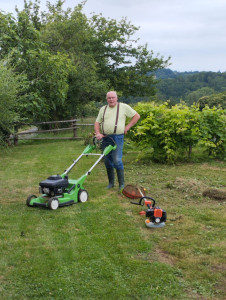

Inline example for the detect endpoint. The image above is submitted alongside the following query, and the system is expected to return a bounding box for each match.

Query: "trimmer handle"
[131,196,156,207]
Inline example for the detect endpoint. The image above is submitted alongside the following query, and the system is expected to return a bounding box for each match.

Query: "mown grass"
[0,138,225,299]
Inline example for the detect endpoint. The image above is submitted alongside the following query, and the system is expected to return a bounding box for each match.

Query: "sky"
[1,0,226,72]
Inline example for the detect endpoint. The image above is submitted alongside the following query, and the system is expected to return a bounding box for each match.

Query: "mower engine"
[39,175,69,196]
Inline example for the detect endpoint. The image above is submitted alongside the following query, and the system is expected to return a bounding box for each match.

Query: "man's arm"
[124,113,140,135]
[94,122,104,140]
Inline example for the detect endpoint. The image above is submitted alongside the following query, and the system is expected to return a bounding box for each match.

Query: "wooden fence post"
[72,119,77,138]
[14,125,19,146]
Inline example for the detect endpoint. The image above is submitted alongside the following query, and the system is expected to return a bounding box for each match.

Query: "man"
[95,91,140,192]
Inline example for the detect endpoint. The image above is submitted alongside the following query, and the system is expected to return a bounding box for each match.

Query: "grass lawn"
[0,138,225,299]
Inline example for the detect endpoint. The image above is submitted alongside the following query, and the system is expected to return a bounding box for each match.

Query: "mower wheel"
[48,197,59,210]
[26,194,37,207]
[78,189,88,203]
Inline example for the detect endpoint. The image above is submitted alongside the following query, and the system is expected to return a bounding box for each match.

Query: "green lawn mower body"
[26,141,116,210]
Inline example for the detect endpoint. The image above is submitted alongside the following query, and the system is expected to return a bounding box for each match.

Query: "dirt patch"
[169,177,207,198]
[125,210,133,216]
[200,163,226,172]
[170,177,226,201]
[211,264,226,272]
[202,188,226,201]
[154,248,176,266]
[214,280,226,298]
[185,288,212,300]
[135,248,176,266]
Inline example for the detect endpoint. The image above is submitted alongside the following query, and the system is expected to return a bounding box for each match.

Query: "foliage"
[198,106,226,157]
[88,13,169,97]
[0,8,42,62]
[185,87,215,106]
[0,61,26,146]
[19,49,74,122]
[40,0,110,116]
[153,68,199,79]
[0,5,74,123]
[0,0,169,126]
[198,91,226,110]
[76,101,100,118]
[129,102,225,162]
[156,70,226,105]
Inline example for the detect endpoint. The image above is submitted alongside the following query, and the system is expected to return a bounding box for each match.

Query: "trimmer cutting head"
[122,184,146,199]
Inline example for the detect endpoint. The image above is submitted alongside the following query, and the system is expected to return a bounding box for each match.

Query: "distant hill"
[154,69,226,104]
[153,68,199,79]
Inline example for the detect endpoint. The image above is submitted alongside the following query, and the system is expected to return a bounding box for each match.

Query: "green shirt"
[96,102,137,135]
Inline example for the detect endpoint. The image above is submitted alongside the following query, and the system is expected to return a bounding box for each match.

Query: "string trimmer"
[122,185,167,228]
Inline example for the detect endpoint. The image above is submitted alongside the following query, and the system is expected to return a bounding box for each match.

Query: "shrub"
[129,102,225,162]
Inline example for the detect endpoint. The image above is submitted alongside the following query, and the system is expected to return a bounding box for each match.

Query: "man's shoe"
[116,169,124,193]
[107,183,115,189]
[118,184,125,193]
[106,168,115,189]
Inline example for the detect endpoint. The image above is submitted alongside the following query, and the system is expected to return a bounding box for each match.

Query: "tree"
[0,0,169,122]
[40,1,169,99]
[19,49,74,122]
[185,87,215,106]
[156,71,226,105]
[38,1,110,114]
[88,13,169,97]
[0,61,25,146]
[198,91,226,110]
[0,3,74,122]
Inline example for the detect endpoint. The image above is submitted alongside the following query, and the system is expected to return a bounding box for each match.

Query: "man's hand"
[95,133,104,140]
[94,122,104,140]
[124,113,140,135]
[124,124,130,135]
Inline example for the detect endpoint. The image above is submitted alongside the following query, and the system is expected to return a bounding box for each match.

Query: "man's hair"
[106,91,117,98]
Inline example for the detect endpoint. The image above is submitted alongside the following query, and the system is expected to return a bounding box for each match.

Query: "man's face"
[106,92,118,107]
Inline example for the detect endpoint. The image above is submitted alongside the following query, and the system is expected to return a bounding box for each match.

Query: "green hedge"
[129,102,226,162]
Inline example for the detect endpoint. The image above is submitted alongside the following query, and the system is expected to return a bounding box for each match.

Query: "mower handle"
[62,136,117,177]
[103,144,117,155]
[93,136,117,153]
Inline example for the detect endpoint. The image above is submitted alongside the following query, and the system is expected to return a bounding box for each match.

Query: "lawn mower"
[122,185,167,228]
[26,138,116,210]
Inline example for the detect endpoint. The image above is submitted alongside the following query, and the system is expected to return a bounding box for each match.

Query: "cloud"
[81,0,226,71]
[1,0,226,71]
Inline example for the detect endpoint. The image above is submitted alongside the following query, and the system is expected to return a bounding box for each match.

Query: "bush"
[129,102,225,162]
[199,106,226,158]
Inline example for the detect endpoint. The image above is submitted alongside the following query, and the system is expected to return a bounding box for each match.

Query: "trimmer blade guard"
[145,220,166,228]
[122,185,146,199]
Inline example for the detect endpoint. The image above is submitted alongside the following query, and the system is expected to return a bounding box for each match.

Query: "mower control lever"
[68,184,76,194]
